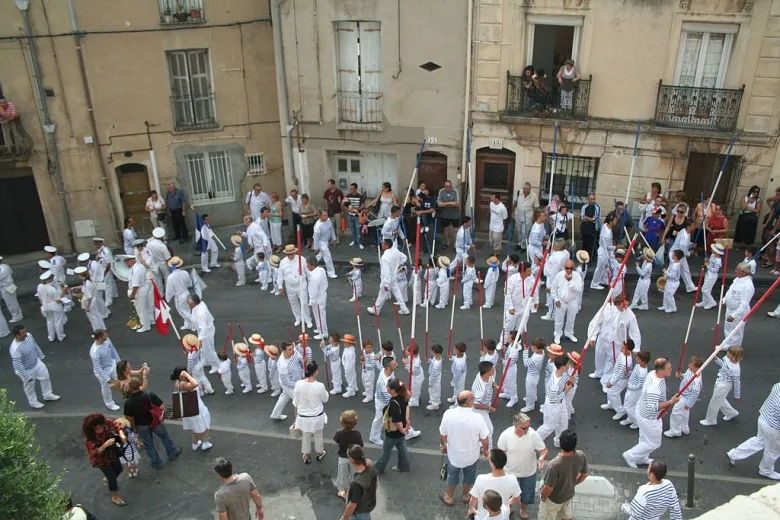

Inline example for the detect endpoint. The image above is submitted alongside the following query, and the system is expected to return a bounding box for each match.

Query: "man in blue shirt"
[165,183,189,243]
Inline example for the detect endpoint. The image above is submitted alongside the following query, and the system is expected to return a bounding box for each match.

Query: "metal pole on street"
[687,453,695,508]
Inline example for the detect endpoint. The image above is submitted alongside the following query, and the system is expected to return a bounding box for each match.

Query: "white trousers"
[484,282,497,307]
[235,260,246,284]
[1,287,22,321]
[600,343,617,389]
[135,285,154,329]
[462,281,474,306]
[516,212,533,249]
[502,309,520,345]
[269,361,281,391]
[315,244,336,277]
[174,292,194,329]
[624,415,663,465]
[238,365,252,388]
[191,363,213,394]
[200,331,220,368]
[286,285,312,325]
[437,283,450,307]
[705,380,738,423]
[554,301,577,339]
[451,376,466,401]
[729,416,780,475]
[429,375,442,406]
[85,306,106,332]
[270,222,282,246]
[424,278,438,306]
[662,280,679,312]
[591,249,610,288]
[668,401,691,435]
[44,309,66,341]
[722,315,745,348]
[345,364,358,393]
[631,279,650,308]
[362,368,375,399]
[104,272,118,307]
[475,409,494,449]
[93,290,109,319]
[374,283,409,313]
[593,336,612,377]
[221,369,234,393]
[201,245,219,269]
[700,272,718,308]
[19,361,55,406]
[409,373,424,406]
[566,384,577,415]
[607,379,628,413]
[271,385,295,418]
[313,303,329,336]
[96,367,118,407]
[329,360,343,392]
[370,400,389,443]
[524,375,539,407]
[624,389,641,424]
[536,400,568,445]
[503,363,518,400]
[679,257,696,292]
[254,360,268,390]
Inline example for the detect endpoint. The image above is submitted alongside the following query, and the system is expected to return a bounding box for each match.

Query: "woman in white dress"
[293,360,329,463]
[369,182,399,220]
[170,366,212,452]
[145,190,167,229]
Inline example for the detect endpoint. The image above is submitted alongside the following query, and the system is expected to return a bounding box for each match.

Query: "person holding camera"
[81,412,128,507]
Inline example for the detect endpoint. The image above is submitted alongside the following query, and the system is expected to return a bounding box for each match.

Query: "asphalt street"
[2,259,778,518]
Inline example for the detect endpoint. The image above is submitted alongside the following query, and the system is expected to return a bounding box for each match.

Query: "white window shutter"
[337,22,360,93]
[678,32,702,87]
[188,50,214,123]
[358,21,382,123]
[169,52,193,126]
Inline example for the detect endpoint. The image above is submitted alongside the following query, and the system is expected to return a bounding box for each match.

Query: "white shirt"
[279,255,308,289]
[489,202,508,233]
[380,247,407,286]
[129,263,149,290]
[246,190,271,214]
[122,227,137,252]
[497,426,545,478]
[307,266,328,304]
[313,219,336,246]
[725,276,754,318]
[551,270,583,304]
[505,274,537,312]
[292,379,329,417]
[191,301,215,337]
[245,221,270,253]
[165,270,193,301]
[475,505,511,520]
[146,237,171,265]
[439,405,490,468]
[515,191,539,217]
[470,473,521,517]
[285,195,302,214]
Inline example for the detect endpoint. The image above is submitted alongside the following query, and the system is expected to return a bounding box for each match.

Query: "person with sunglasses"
[497,413,547,519]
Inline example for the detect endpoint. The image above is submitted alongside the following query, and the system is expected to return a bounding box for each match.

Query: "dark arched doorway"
[418,151,448,196]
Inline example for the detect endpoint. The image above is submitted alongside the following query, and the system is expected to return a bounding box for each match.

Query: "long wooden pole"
[676,263,706,375]
[711,245,729,349]
[446,262,460,357]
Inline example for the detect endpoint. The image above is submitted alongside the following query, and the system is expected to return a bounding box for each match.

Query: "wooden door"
[419,152,447,197]
[0,170,49,255]
[475,151,515,230]
[116,164,152,236]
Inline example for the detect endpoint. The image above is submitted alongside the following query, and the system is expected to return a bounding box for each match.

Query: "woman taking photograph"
[735,186,762,248]
[112,360,149,399]
[269,192,284,252]
[82,412,128,506]
[369,182,399,220]
[145,190,167,229]
[373,378,411,473]
[300,194,318,249]
[171,366,213,451]
[293,360,329,463]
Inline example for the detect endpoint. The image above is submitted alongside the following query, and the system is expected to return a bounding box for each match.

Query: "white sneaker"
[328,274,338,279]
[271,390,281,397]
[664,431,681,438]
[619,419,633,426]
[349,241,356,246]
[600,403,612,410]
[435,305,446,309]
[520,405,534,413]
[192,441,202,451]
[612,412,626,421]
[329,388,341,395]
[657,306,666,311]
[201,441,213,451]
[591,285,605,290]
[367,306,377,315]
[236,281,246,287]
[507,398,518,407]
[398,308,410,315]
[768,312,780,318]
[446,397,456,403]
[727,451,736,466]
[257,388,268,394]
[349,297,356,302]
[359,245,364,250]
[565,335,578,343]
[306,323,313,329]
[343,391,356,398]
[426,404,439,410]
[313,334,325,340]
[695,302,705,308]
[43,395,61,401]
[406,429,422,440]
[760,471,780,480]
[540,314,553,321]
[554,337,561,345]
[630,423,639,429]
[226,390,234,395]
[243,387,252,393]
[362,396,373,403]
[588,372,601,379]
[30,402,44,409]
[629,304,638,310]
[270,414,288,421]
[294,320,301,326]
[482,304,492,309]
[106,403,121,411]
[202,269,212,273]
[208,368,219,374]
[460,304,470,310]
[699,419,717,426]
[723,412,739,421]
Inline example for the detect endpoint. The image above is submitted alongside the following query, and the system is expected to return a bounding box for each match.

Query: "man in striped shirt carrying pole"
[622,358,680,468]
[8,325,60,409]
[621,460,682,520]
[536,349,573,449]
[727,382,780,480]
[472,361,497,450]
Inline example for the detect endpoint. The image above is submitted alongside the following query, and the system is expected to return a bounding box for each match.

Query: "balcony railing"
[171,92,218,131]
[505,72,592,120]
[654,81,744,132]
[337,91,383,131]
[0,120,33,161]
[159,0,205,25]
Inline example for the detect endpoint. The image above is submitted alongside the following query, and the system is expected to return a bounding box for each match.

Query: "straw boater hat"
[568,351,581,364]
[298,333,309,343]
[642,248,655,261]
[77,252,90,263]
[39,271,53,281]
[230,234,243,247]
[38,260,51,270]
[283,244,298,255]
[349,257,364,267]
[264,344,280,359]
[44,245,57,254]
[546,343,564,356]
[233,342,251,357]
[711,243,725,256]
[270,255,281,268]
[152,227,166,239]
[182,334,201,352]
[438,256,451,269]
[486,256,499,267]
[248,334,265,347]
[74,266,88,276]
[575,250,590,264]
[168,256,184,268]
[341,334,356,345]
[656,276,667,291]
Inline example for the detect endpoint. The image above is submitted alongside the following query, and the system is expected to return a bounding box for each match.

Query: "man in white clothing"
[0,257,23,322]
[126,256,153,333]
[146,227,172,288]
[381,205,405,249]
[199,214,221,272]
[728,382,780,480]
[243,215,271,276]
[9,325,60,408]
[307,257,330,339]
[513,183,539,252]
[551,260,583,345]
[313,210,338,278]
[278,244,313,327]
[94,238,118,307]
[541,239,570,321]
[367,240,410,316]
[587,300,619,383]
[621,461,683,520]
[613,295,642,351]
[591,211,617,289]
[497,413,548,519]
[502,262,536,345]
[453,217,476,272]
[85,253,110,320]
[165,256,194,330]
[44,246,67,286]
[246,183,271,221]
[722,263,755,348]
[188,293,220,373]
[488,194,508,256]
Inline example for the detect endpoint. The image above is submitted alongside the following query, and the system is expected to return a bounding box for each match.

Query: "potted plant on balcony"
[162,6,173,24]
[174,10,190,22]
[190,8,202,20]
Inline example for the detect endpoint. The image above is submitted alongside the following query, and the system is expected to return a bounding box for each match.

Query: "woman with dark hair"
[170,366,212,451]
[293,360,329,463]
[735,185,762,248]
[369,182,399,220]
[374,378,411,473]
[112,360,149,399]
[299,194,318,249]
[81,412,127,506]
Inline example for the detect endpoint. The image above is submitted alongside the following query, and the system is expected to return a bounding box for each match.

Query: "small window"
[539,153,599,208]
[186,150,234,205]
[338,158,348,172]
[350,159,361,173]
[246,152,266,175]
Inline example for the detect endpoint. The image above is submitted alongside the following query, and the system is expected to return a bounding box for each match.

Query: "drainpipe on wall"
[461,0,474,213]
[67,0,121,241]
[15,0,76,252]
[145,121,162,196]
[271,0,299,195]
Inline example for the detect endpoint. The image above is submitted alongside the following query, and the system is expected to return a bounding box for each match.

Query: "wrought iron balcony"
[170,92,218,131]
[505,72,591,120]
[336,91,383,131]
[159,0,205,25]
[654,81,744,132]
[0,120,33,161]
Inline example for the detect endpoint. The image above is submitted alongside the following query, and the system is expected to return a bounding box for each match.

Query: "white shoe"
[507,398,518,407]
[768,312,780,318]
[30,402,44,409]
[482,304,492,309]
[554,337,561,345]
[695,302,705,308]
[600,404,612,410]
[591,285,605,291]
[226,390,234,395]
[619,419,633,426]
[699,419,717,426]
[201,441,213,451]
[612,411,626,421]
[398,308,410,315]
[362,396,373,403]
[9,318,23,323]
[723,412,739,421]
[242,387,252,393]
[294,320,301,326]
[366,306,377,315]
[630,423,639,429]
[349,297,356,302]
[426,404,439,410]
[435,305,446,309]
[257,388,268,394]
[329,388,340,395]
[202,269,212,273]
[565,335,578,343]
[192,441,202,451]
[271,390,281,397]
[657,306,665,311]
[629,304,638,310]
[359,244,364,250]
[460,304,470,310]
[520,405,534,413]
[136,327,151,333]
[43,395,61,401]
[328,274,338,279]
[371,439,383,446]
[106,403,121,411]
[270,414,288,421]
[446,397,456,403]
[727,452,736,466]
[209,368,219,374]
[623,453,638,469]
[703,304,716,310]
[406,429,422,440]
[235,281,246,287]
[553,439,560,449]
[664,431,681,438]
[349,241,355,246]
[313,334,325,340]
[343,391,356,398]
[540,314,553,321]
[306,323,313,329]
[638,306,649,310]
[588,372,601,379]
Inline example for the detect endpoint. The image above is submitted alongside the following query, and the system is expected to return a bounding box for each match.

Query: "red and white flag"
[153,284,170,336]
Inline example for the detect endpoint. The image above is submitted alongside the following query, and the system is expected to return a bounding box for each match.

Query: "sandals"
[112,499,128,507]
[439,492,455,507]
[461,491,470,504]
[337,490,347,501]
[316,450,327,461]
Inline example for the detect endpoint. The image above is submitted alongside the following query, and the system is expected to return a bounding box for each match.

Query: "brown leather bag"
[171,390,200,418]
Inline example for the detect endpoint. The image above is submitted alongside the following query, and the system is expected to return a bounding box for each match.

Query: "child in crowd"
[216,351,234,395]
[234,343,253,394]
[361,339,380,403]
[256,252,271,291]
[483,256,500,309]
[603,340,634,421]
[697,243,724,310]
[700,346,742,426]
[659,250,683,313]
[379,340,396,361]
[566,351,581,418]
[665,356,704,438]
[249,334,268,394]
[744,245,757,276]
[231,234,246,287]
[620,350,651,428]
[269,255,281,295]
[610,249,626,300]
[447,342,468,404]
[499,331,520,408]
[115,417,141,478]
[348,258,363,302]
[630,249,654,311]
[322,333,343,395]
[427,344,443,410]
[421,257,439,307]
[481,339,501,371]
[521,338,545,413]
[404,343,425,407]
[460,256,477,310]
[266,345,281,397]
[185,336,214,396]
[341,334,358,398]
[435,257,451,309]
[333,410,363,501]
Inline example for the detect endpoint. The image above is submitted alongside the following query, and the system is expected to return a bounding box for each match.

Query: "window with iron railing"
[159,0,205,25]
[167,50,218,130]
[186,150,234,205]
[654,81,744,132]
[505,73,592,120]
[540,153,599,208]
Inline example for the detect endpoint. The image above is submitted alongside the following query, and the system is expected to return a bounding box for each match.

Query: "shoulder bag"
[382,400,400,432]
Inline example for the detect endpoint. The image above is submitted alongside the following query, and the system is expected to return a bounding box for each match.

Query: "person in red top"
[82,412,128,506]
[0,97,18,123]
[324,179,344,244]
[705,203,729,252]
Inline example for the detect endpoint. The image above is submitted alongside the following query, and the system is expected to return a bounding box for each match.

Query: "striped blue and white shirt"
[450,355,467,387]
[627,365,648,392]
[544,370,571,404]
[428,357,442,382]
[375,371,393,403]
[187,350,202,374]
[665,262,681,282]
[237,356,250,370]
[714,356,741,399]
[609,352,633,386]
[295,343,313,362]
[90,339,120,383]
[522,349,544,378]
[481,351,501,371]
[472,374,495,407]
[678,369,702,408]
[254,348,266,365]
[405,355,423,378]
[636,261,652,280]
[279,352,303,388]
[323,344,340,364]
[706,255,722,276]
[760,383,780,429]
[544,359,555,386]
[624,480,682,520]
[363,353,381,373]
[9,334,45,381]
[637,372,667,420]
[505,346,520,368]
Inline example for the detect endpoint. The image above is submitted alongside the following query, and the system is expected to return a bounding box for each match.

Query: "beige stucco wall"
[0,0,284,253]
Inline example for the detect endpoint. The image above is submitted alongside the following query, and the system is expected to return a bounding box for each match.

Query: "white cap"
[39,271,53,280]
[152,227,165,239]
[132,239,145,247]
[38,260,52,269]
[44,245,57,253]
[92,237,104,242]
[74,266,88,275]
[77,252,90,262]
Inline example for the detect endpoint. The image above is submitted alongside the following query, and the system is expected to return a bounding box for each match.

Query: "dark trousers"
[582,230,597,260]
[136,424,179,468]
[170,208,189,241]
[99,458,123,491]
